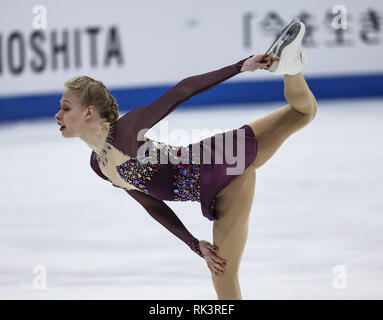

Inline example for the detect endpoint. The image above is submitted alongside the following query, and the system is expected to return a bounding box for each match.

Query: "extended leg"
[249,73,317,170]
[211,162,256,299]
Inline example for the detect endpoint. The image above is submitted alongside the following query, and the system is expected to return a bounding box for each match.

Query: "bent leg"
[212,162,256,300]
[249,73,317,170]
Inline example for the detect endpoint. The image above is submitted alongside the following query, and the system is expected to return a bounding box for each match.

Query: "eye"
[58,106,69,112]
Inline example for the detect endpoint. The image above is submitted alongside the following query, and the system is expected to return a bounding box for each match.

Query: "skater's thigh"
[213,165,256,250]
[215,162,256,206]
[248,104,311,170]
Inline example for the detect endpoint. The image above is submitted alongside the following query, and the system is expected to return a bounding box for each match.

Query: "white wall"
[0,0,382,97]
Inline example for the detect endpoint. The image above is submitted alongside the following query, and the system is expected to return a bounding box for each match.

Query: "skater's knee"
[292,94,317,126]
[303,91,318,122]
[287,87,317,124]
[310,92,318,121]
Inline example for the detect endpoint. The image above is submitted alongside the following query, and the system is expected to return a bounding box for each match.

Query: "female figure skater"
[55,18,317,299]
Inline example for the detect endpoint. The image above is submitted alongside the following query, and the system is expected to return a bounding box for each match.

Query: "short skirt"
[197,124,258,221]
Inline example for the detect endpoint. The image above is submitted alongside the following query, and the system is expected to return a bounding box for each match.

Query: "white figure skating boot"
[263,18,307,75]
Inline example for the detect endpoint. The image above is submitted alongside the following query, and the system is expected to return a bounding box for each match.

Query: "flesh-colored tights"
[211,73,318,299]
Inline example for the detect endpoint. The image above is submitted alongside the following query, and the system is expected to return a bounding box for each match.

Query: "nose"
[55,111,61,120]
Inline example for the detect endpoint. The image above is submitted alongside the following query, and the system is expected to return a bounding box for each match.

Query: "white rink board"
[0,0,382,96]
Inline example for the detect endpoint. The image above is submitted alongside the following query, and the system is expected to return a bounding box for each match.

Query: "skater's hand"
[199,240,227,276]
[241,54,279,72]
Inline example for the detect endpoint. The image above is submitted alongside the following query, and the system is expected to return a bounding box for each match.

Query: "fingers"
[260,54,275,62]
[254,54,266,63]
[208,258,225,272]
[260,54,279,66]
[205,253,225,267]
[206,253,227,276]
[211,254,226,267]
[245,54,279,71]
[203,242,228,276]
[210,245,226,265]
[208,246,226,266]
[208,262,224,276]
[209,243,218,252]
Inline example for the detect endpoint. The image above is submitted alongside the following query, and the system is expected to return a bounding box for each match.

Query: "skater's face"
[55,90,95,138]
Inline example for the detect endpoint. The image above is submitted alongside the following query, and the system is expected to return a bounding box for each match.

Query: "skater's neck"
[80,121,111,154]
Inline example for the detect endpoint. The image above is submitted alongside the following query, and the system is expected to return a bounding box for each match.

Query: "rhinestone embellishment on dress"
[116,139,201,200]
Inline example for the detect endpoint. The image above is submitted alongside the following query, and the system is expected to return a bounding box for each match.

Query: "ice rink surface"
[0,97,382,299]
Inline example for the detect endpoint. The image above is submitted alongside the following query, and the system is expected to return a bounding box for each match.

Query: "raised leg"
[211,162,256,299]
[249,73,317,170]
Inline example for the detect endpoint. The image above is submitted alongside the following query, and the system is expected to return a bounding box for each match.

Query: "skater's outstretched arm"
[118,56,254,134]
[125,189,228,272]
[125,189,203,257]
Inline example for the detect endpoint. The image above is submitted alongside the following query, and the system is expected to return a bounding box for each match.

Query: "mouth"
[59,124,66,131]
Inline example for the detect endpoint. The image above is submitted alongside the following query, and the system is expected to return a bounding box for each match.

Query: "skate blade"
[264,20,302,71]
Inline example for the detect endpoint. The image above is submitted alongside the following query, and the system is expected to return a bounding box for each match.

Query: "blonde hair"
[64,76,119,123]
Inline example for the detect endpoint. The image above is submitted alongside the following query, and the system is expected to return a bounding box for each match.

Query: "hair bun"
[109,100,119,122]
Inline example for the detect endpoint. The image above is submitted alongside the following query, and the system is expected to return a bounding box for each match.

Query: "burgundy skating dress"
[90,57,258,257]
